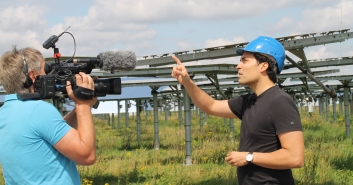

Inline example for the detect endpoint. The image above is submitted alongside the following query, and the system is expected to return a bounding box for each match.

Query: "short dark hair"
[253,53,277,83]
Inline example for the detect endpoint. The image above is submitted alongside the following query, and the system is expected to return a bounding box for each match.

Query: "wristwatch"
[246,152,254,164]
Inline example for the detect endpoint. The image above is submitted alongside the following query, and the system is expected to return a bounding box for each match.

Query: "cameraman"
[0,46,97,185]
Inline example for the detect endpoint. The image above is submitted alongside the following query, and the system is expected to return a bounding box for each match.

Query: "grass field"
[1,108,353,185]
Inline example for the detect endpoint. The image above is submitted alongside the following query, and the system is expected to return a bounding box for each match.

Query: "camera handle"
[53,46,61,65]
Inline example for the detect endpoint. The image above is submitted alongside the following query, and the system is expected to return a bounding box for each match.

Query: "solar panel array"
[85,29,353,106]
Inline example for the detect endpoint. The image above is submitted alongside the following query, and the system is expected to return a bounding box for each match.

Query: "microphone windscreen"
[99,51,137,72]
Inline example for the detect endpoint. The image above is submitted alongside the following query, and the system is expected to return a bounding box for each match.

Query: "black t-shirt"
[228,85,302,185]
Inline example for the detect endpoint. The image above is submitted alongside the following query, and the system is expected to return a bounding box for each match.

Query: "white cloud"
[0,0,352,61]
[176,41,193,51]
[0,5,48,32]
[205,37,246,48]
[85,0,270,23]
[297,0,353,32]
[269,0,353,35]
[270,17,296,34]
[305,46,333,60]
[43,0,288,56]
[0,5,49,55]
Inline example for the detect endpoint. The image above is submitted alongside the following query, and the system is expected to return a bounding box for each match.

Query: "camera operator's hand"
[66,72,96,107]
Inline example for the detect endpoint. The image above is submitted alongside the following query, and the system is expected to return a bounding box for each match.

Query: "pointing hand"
[171,55,191,85]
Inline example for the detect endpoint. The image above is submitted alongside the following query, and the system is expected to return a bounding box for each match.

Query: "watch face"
[246,154,253,161]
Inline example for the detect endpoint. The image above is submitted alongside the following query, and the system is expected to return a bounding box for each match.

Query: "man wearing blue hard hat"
[171,36,304,185]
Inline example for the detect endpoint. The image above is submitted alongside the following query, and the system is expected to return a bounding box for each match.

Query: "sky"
[0,0,353,113]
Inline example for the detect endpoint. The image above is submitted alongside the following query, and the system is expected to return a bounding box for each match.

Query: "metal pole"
[199,110,203,132]
[152,90,160,150]
[117,100,121,130]
[333,97,337,124]
[174,101,176,113]
[178,98,182,129]
[344,87,350,138]
[326,96,329,123]
[164,105,168,125]
[230,118,235,142]
[136,100,141,143]
[112,113,115,129]
[319,96,323,116]
[145,104,148,122]
[183,88,192,166]
[339,96,343,115]
[107,113,110,126]
[189,107,192,128]
[125,100,129,128]
[350,94,353,115]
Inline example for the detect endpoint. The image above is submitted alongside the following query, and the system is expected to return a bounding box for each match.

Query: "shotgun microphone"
[69,51,137,72]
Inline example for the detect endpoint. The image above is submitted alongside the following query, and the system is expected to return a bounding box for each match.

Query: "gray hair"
[0,46,42,93]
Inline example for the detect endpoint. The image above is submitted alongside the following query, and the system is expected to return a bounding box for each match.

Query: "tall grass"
[1,108,353,185]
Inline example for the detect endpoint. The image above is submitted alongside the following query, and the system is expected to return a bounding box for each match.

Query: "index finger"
[172,55,183,65]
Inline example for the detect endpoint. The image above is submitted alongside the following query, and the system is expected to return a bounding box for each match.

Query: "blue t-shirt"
[0,94,80,185]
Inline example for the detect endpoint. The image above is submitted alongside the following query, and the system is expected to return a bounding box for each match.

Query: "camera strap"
[73,86,95,100]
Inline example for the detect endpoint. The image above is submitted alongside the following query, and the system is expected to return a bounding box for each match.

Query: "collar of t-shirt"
[4,94,19,102]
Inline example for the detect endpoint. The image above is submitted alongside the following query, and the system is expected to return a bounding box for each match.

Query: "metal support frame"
[151,87,160,150]
[164,104,168,125]
[350,94,353,116]
[325,96,329,123]
[339,96,343,114]
[134,30,353,67]
[145,102,148,122]
[286,55,336,98]
[117,100,121,129]
[319,96,323,116]
[125,100,129,128]
[206,74,227,99]
[178,96,183,129]
[344,86,350,138]
[199,110,203,132]
[169,85,183,102]
[333,97,337,124]
[288,48,312,73]
[183,87,192,166]
[107,113,110,126]
[136,99,141,143]
[230,118,235,142]
[112,113,115,129]
[299,77,313,98]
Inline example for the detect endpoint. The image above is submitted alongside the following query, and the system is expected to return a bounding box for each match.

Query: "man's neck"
[250,79,275,96]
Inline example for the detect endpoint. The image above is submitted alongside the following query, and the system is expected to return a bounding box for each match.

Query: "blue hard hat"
[236,36,285,74]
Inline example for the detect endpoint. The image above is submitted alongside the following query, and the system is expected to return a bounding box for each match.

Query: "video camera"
[18,27,136,101]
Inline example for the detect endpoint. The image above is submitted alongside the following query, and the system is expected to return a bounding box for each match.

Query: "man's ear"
[28,70,37,83]
[260,62,269,72]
